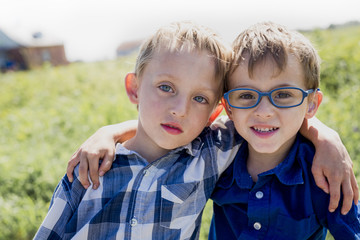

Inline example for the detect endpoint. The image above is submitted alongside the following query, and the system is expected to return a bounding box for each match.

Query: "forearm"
[102,120,137,144]
[300,117,340,148]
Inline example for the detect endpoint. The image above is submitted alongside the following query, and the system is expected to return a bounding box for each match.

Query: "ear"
[206,103,224,126]
[125,73,139,104]
[221,97,233,120]
[305,90,323,119]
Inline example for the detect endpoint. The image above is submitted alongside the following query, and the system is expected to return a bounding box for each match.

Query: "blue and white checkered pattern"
[34,118,243,240]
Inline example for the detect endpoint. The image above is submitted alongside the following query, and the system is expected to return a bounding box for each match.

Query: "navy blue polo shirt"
[210,134,360,240]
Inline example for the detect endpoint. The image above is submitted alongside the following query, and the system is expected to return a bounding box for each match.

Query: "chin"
[158,141,185,150]
[251,144,281,154]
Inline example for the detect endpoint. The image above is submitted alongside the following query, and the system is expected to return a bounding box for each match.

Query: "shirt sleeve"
[324,202,360,239]
[312,184,360,239]
[209,116,243,175]
[34,173,85,239]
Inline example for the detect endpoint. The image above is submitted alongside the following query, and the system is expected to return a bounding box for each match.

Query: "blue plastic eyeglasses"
[224,87,319,109]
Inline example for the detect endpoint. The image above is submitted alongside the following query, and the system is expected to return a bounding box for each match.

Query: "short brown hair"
[229,22,321,90]
[134,21,231,98]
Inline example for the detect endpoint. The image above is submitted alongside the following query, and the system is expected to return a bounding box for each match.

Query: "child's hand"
[67,121,138,189]
[67,126,117,189]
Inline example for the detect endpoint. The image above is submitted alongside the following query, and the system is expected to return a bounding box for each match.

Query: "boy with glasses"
[209,22,360,240]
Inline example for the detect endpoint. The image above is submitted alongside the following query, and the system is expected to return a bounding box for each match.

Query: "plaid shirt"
[34,118,243,240]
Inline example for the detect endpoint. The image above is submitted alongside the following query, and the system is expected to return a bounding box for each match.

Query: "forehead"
[228,53,306,89]
[142,48,220,87]
[146,49,216,77]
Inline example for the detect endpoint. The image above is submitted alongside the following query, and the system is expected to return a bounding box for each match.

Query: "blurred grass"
[0,56,139,239]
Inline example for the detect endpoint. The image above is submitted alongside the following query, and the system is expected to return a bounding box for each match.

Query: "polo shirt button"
[255,191,264,199]
[130,218,138,227]
[253,222,262,230]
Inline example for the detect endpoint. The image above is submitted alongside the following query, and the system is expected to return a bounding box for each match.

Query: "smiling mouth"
[252,127,279,133]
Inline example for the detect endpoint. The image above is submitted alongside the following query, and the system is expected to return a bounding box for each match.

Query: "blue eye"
[194,96,207,104]
[159,84,173,92]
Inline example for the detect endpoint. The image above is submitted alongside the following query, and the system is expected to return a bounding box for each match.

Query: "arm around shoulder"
[300,117,359,214]
[66,120,138,189]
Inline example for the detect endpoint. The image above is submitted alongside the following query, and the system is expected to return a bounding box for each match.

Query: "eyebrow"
[156,73,176,79]
[157,74,219,96]
[232,83,301,91]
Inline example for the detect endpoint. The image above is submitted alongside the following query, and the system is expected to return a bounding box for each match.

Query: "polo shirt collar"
[265,134,304,186]
[231,134,305,188]
[114,128,206,158]
[233,142,254,189]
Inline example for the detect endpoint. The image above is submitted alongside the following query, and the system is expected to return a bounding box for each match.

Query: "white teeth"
[253,127,277,132]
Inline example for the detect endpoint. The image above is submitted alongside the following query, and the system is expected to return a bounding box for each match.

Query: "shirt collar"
[185,135,203,156]
[172,126,209,157]
[232,142,254,189]
[263,134,305,186]
[114,127,207,158]
[211,142,252,190]
[115,143,134,155]
[230,134,306,188]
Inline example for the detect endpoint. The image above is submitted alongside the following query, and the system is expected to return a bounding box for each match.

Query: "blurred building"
[116,39,142,57]
[0,27,68,72]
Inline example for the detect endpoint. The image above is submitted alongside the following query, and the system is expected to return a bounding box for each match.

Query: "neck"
[246,138,294,182]
[123,124,170,163]
[123,136,169,163]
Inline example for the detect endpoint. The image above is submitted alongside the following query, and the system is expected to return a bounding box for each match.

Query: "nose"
[254,96,275,118]
[171,96,189,117]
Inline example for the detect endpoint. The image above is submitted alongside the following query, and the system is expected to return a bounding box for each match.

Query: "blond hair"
[229,22,321,90]
[134,21,231,98]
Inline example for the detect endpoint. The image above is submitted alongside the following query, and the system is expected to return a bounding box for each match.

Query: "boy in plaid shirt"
[35,21,241,240]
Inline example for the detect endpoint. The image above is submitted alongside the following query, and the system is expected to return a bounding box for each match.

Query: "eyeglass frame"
[223,87,320,109]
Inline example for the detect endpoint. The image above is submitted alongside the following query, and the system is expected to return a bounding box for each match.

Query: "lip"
[251,125,279,138]
[161,122,183,135]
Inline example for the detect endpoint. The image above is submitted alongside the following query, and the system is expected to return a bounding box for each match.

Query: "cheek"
[138,87,162,107]
[189,107,213,126]
[229,111,248,134]
[280,108,307,129]
[138,94,164,120]
[194,108,211,122]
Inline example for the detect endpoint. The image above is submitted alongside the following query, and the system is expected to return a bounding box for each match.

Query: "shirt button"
[143,170,150,176]
[253,222,262,230]
[130,218,137,227]
[255,191,264,199]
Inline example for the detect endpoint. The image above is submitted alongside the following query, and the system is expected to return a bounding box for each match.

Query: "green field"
[1,25,359,239]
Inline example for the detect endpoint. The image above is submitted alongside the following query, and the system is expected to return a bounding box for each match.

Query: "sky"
[1,0,359,62]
